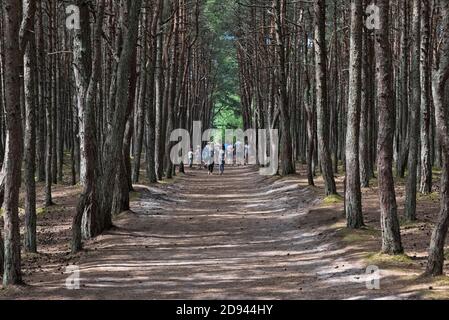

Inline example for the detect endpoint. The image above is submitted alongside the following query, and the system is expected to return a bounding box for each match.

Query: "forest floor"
[1,164,449,300]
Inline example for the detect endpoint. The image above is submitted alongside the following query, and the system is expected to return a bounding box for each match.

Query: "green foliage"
[365,252,413,266]
[417,192,440,202]
[322,194,344,205]
[203,0,243,130]
[337,226,380,244]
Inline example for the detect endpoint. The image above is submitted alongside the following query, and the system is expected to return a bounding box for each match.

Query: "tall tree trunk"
[22,0,38,253]
[419,0,432,195]
[304,38,314,186]
[132,6,150,185]
[3,0,24,285]
[99,0,142,231]
[154,2,165,181]
[71,0,105,251]
[425,0,449,277]
[314,0,337,195]
[112,43,138,216]
[274,0,295,176]
[145,4,159,184]
[397,0,409,178]
[165,4,180,180]
[360,10,375,188]
[375,0,404,255]
[405,0,421,221]
[45,74,53,205]
[36,1,46,183]
[345,0,364,228]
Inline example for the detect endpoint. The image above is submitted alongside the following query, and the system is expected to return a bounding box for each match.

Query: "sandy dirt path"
[3,166,412,300]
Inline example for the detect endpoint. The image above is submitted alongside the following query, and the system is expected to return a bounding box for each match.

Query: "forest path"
[13,166,403,299]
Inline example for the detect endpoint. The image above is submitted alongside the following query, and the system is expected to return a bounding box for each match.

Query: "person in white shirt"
[187,149,194,168]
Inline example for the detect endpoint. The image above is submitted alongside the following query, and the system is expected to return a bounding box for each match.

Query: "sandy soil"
[0,165,448,300]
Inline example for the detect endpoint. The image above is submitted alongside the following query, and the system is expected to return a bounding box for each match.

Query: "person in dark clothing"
[207,143,215,175]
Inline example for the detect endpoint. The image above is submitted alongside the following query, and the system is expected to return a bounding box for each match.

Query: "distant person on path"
[219,145,226,175]
[244,143,249,165]
[187,149,194,168]
[207,143,215,175]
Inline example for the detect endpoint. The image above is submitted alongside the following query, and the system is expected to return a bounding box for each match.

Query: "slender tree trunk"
[146,63,158,181]
[360,11,375,188]
[133,82,146,183]
[36,1,46,182]
[22,0,38,253]
[304,40,314,186]
[45,80,53,205]
[425,0,449,277]
[314,0,337,195]
[274,0,295,176]
[419,0,432,195]
[165,5,180,180]
[3,0,24,285]
[154,3,165,181]
[375,0,404,255]
[145,5,159,184]
[397,0,409,178]
[345,0,364,228]
[405,0,421,221]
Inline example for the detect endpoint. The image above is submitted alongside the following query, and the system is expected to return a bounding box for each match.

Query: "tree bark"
[274,0,295,176]
[99,0,142,230]
[22,0,38,253]
[3,0,24,285]
[314,0,337,195]
[419,0,432,195]
[71,0,105,251]
[360,10,375,188]
[425,0,449,277]
[345,0,364,228]
[154,1,165,181]
[404,0,421,222]
[375,0,404,255]
[132,18,148,183]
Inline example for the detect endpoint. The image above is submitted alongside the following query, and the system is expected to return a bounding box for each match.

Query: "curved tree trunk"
[99,0,143,230]
[71,0,105,251]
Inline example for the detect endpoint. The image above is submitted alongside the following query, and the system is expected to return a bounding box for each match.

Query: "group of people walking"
[187,142,249,176]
